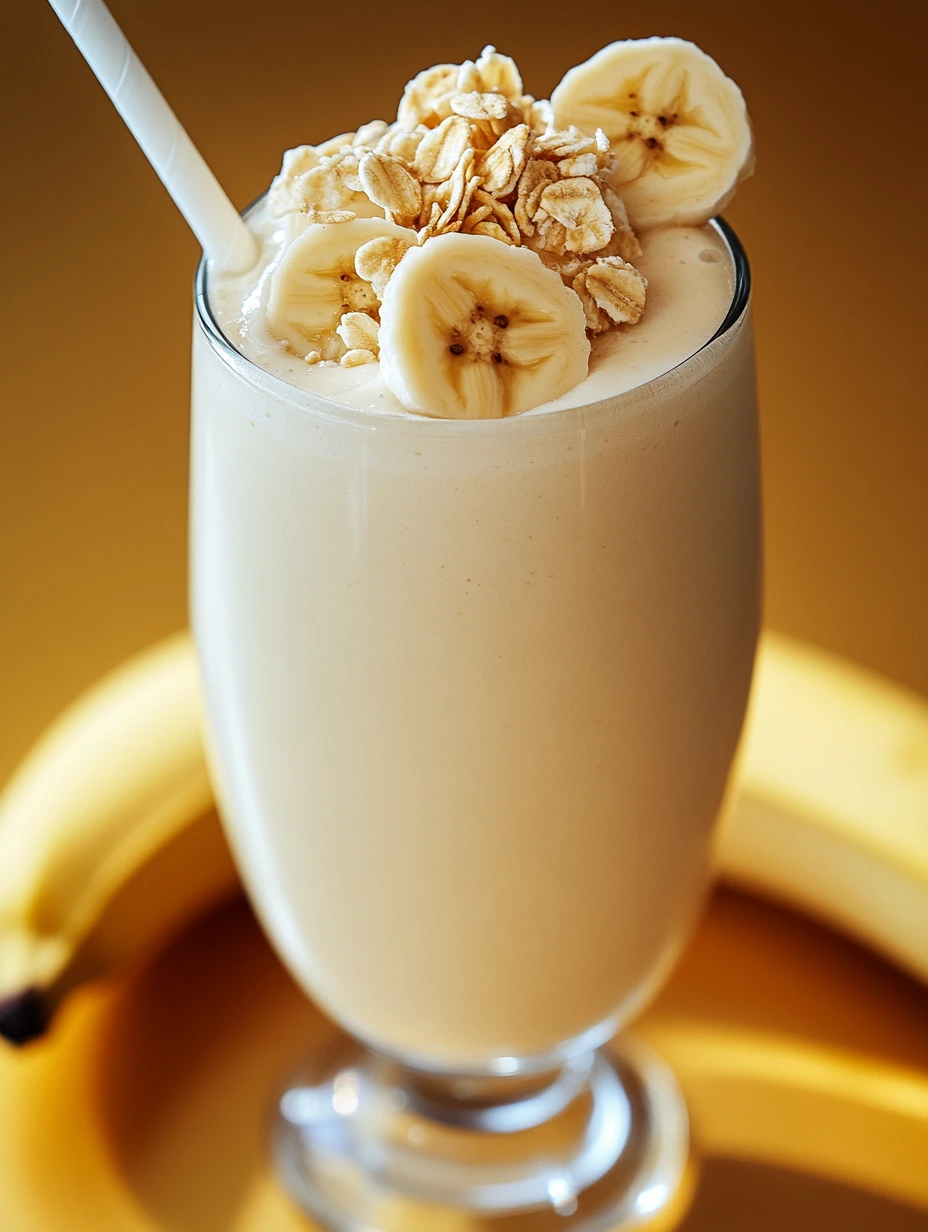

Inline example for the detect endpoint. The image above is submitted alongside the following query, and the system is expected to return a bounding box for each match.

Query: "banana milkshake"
[192,39,760,1066]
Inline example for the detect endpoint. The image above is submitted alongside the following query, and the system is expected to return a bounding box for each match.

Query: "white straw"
[47,0,258,274]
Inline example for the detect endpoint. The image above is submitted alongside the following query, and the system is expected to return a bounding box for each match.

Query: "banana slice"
[551,38,753,228]
[378,233,590,419]
[266,217,417,358]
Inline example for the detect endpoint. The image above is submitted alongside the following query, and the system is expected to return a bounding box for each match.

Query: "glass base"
[274,1032,691,1230]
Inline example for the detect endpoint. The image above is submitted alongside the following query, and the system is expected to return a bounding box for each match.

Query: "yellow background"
[1,0,926,786]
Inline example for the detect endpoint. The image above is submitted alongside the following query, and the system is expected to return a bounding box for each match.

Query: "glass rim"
[194,213,751,432]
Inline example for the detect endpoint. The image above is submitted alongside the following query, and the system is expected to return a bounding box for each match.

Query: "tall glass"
[190,220,759,1229]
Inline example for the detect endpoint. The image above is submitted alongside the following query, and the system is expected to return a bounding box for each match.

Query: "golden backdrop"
[1,0,926,786]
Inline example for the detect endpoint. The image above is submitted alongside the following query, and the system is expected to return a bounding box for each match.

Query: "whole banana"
[1,629,926,1044]
[0,635,239,1044]
[722,632,928,982]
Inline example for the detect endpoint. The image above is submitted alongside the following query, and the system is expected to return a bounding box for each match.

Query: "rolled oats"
[536,177,613,253]
[419,202,463,242]
[397,63,460,129]
[534,249,587,285]
[457,174,484,223]
[435,150,477,231]
[320,335,345,363]
[450,91,510,122]
[340,348,378,367]
[290,164,356,214]
[414,115,473,184]
[461,204,494,231]
[468,120,504,152]
[337,311,381,353]
[514,159,559,236]
[573,257,647,332]
[314,132,356,158]
[532,215,569,255]
[418,183,444,228]
[472,189,521,244]
[474,45,523,99]
[376,124,428,162]
[455,60,483,94]
[532,126,598,160]
[477,124,530,197]
[354,233,415,296]
[353,120,390,148]
[558,152,599,178]
[359,153,422,223]
[470,219,515,244]
[523,97,554,134]
[302,208,358,225]
[417,200,444,242]
[323,149,364,193]
[268,145,322,215]
[571,267,607,332]
[584,257,648,325]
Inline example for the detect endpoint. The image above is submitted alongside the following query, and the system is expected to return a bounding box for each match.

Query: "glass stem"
[389,1051,597,1133]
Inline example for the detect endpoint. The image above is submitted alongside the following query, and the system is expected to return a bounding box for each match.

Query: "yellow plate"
[2,889,928,1231]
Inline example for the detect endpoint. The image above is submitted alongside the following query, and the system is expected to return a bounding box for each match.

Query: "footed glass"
[190,221,759,1229]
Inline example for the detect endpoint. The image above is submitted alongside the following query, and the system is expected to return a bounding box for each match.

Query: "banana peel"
[1,629,925,1045]
[0,637,237,1043]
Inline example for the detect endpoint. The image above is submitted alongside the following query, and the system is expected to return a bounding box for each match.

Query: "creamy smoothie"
[191,40,760,1068]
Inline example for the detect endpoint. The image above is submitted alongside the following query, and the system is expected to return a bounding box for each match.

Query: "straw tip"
[214,229,261,277]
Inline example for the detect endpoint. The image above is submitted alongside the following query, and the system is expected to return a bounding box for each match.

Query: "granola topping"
[358,153,422,225]
[225,40,751,417]
[354,233,416,296]
[572,257,648,333]
[262,46,656,362]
